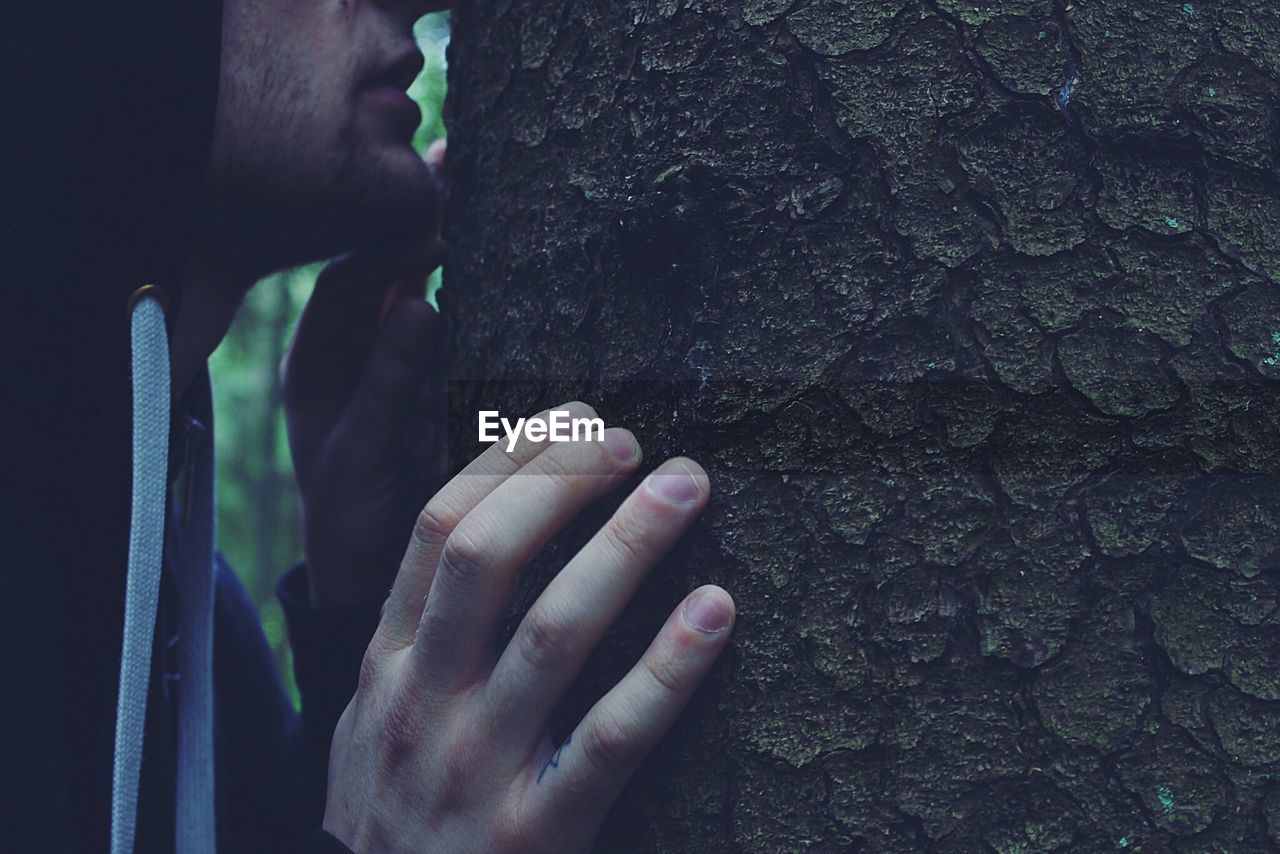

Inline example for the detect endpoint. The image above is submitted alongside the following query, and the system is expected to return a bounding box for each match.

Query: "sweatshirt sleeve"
[277,564,384,751]
[309,828,357,853]
[211,558,385,851]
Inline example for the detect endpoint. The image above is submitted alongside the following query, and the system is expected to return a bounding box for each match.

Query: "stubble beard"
[325,126,440,250]
[203,128,439,280]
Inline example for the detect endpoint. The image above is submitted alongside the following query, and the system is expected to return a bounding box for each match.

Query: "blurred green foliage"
[208,13,450,703]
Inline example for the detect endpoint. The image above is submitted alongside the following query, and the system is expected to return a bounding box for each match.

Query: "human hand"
[284,143,450,608]
[322,402,735,853]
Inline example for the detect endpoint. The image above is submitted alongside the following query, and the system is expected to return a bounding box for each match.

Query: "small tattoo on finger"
[537,731,573,784]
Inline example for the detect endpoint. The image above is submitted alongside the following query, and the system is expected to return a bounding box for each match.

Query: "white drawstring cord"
[112,288,171,854]
[112,286,216,854]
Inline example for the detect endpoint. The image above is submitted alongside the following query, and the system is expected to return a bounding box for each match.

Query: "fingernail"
[683,588,732,634]
[603,428,639,463]
[649,461,700,503]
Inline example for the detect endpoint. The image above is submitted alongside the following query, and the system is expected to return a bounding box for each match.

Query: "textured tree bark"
[442,0,1280,849]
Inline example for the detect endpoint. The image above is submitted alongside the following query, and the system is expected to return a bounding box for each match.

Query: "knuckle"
[378,708,422,778]
[518,608,579,673]
[431,714,488,808]
[438,733,474,798]
[437,528,489,589]
[356,648,382,696]
[360,626,403,689]
[371,683,427,778]
[603,511,651,569]
[581,708,640,776]
[643,651,692,700]
[412,501,459,549]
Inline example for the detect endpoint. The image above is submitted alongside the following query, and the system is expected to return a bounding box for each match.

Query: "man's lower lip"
[366,85,421,126]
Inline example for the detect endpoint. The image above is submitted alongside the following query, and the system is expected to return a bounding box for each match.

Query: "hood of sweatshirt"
[1,0,222,850]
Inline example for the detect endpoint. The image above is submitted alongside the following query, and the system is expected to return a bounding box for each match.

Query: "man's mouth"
[364,51,426,138]
[367,51,425,93]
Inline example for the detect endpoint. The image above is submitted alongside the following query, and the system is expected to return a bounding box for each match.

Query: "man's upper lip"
[369,51,425,91]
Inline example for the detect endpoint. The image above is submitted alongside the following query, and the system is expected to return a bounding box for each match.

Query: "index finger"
[375,401,597,647]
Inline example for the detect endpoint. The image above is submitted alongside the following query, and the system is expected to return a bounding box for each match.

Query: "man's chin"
[345,147,441,241]
[227,146,442,269]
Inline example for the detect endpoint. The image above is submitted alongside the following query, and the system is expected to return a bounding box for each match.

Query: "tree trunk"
[442,1,1280,849]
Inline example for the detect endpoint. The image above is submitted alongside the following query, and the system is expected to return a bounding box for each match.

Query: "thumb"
[335,296,442,473]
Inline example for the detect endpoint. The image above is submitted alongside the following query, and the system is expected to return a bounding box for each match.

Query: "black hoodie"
[3,2,374,851]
